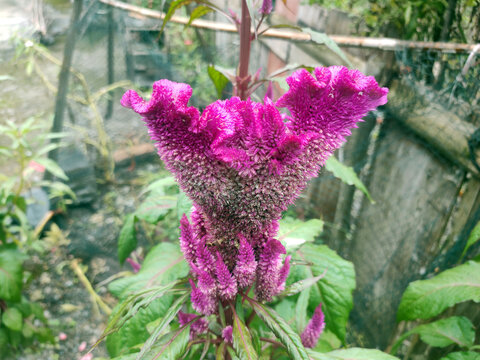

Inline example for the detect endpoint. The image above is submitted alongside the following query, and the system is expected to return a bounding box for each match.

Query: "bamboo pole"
[98,0,480,54]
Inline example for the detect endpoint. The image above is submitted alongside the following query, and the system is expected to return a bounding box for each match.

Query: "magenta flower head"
[121,66,388,313]
[178,311,209,340]
[301,303,326,348]
[222,325,233,344]
[260,0,273,15]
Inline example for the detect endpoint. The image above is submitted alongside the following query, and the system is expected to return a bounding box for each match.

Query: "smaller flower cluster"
[301,304,325,348]
[181,210,290,315]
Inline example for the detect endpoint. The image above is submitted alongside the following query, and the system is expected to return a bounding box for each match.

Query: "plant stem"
[237,0,252,100]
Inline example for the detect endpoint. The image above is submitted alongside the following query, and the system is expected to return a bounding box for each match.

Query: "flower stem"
[237,0,251,100]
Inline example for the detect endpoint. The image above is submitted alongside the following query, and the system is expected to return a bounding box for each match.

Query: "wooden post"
[105,4,115,120]
[48,0,83,163]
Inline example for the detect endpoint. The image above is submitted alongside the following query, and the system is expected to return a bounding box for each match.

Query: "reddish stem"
[237,0,252,100]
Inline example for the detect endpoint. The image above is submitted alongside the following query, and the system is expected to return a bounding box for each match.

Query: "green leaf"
[302,27,354,68]
[247,299,309,360]
[461,220,480,258]
[440,352,480,360]
[232,308,258,360]
[397,261,480,321]
[186,5,214,27]
[177,191,193,221]
[208,65,230,99]
[117,214,137,265]
[308,348,400,360]
[295,285,310,333]
[278,217,323,250]
[101,282,182,350]
[297,243,355,343]
[145,324,191,360]
[282,273,326,296]
[2,307,23,331]
[135,195,177,224]
[0,247,27,302]
[391,316,475,354]
[142,176,176,196]
[161,0,194,33]
[313,330,341,353]
[325,157,373,203]
[106,295,174,357]
[109,243,189,298]
[34,157,68,180]
[136,292,189,359]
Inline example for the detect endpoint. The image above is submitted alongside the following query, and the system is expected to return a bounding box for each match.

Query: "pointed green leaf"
[308,348,400,359]
[295,285,310,333]
[161,0,194,33]
[462,220,480,258]
[136,292,190,359]
[208,65,230,99]
[391,316,475,354]
[186,5,214,27]
[118,214,137,264]
[2,307,23,331]
[34,157,68,180]
[278,217,323,250]
[146,324,191,360]
[282,273,326,297]
[109,243,189,298]
[0,247,27,302]
[106,295,174,357]
[248,299,309,359]
[397,261,480,321]
[298,244,355,343]
[135,195,177,224]
[325,157,373,203]
[440,352,480,360]
[232,309,258,360]
[302,28,354,68]
[177,191,193,221]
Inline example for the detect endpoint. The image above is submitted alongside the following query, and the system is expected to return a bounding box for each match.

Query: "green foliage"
[208,64,230,99]
[325,156,373,203]
[109,242,189,298]
[397,261,480,321]
[302,28,354,68]
[117,214,138,265]
[391,316,475,354]
[137,292,190,359]
[440,352,480,360]
[0,247,26,302]
[308,347,400,359]
[247,299,310,360]
[278,217,323,250]
[296,243,356,343]
[0,117,72,356]
[232,309,258,360]
[462,220,480,259]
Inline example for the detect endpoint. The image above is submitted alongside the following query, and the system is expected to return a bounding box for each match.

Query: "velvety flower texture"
[121,66,388,312]
[301,304,325,348]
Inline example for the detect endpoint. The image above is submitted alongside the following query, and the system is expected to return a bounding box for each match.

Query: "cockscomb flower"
[178,311,209,339]
[222,325,233,344]
[121,66,388,313]
[301,303,326,348]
